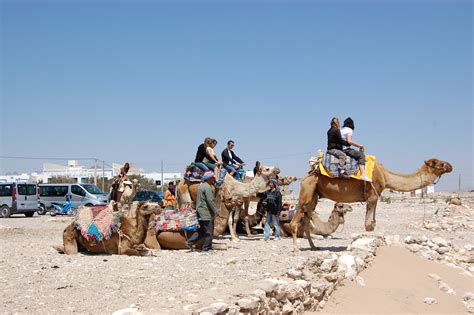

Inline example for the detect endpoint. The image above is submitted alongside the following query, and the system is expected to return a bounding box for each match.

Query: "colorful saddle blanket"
[279,210,295,222]
[183,164,205,183]
[75,205,121,242]
[155,204,200,232]
[320,154,376,181]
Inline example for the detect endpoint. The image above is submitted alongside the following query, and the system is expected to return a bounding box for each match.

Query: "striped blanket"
[155,204,200,232]
[183,164,205,183]
[75,206,121,242]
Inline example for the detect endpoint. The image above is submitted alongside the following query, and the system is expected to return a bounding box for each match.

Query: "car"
[0,182,39,218]
[38,183,108,214]
[133,190,164,203]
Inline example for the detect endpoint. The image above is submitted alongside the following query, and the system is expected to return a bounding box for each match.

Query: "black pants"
[187,220,214,251]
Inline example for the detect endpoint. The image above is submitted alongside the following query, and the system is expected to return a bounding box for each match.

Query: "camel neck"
[383,166,438,192]
[312,211,341,235]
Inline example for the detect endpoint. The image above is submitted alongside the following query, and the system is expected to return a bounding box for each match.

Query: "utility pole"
[94,159,97,185]
[161,160,164,192]
[102,160,105,191]
[458,174,461,197]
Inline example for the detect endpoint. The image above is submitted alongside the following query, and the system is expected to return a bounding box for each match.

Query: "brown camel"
[54,201,162,256]
[290,158,453,251]
[176,164,279,241]
[281,202,352,237]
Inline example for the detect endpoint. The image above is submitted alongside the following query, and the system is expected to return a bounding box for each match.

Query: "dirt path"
[321,246,473,314]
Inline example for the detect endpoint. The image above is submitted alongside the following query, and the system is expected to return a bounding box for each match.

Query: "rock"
[227,305,240,315]
[385,235,401,245]
[424,298,438,305]
[253,289,267,301]
[311,281,327,300]
[448,197,462,206]
[338,254,357,279]
[286,282,305,301]
[303,297,313,306]
[351,237,382,252]
[226,258,238,265]
[318,300,326,309]
[112,308,141,315]
[198,302,229,314]
[287,269,304,280]
[257,279,285,294]
[432,237,449,248]
[439,281,456,295]
[355,276,365,287]
[282,303,294,314]
[268,298,279,310]
[437,247,450,255]
[428,273,441,281]
[237,297,259,312]
[273,283,288,301]
[464,292,474,302]
[320,257,338,272]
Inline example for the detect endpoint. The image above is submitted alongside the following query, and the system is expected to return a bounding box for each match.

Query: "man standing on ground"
[186,171,217,252]
[259,179,282,241]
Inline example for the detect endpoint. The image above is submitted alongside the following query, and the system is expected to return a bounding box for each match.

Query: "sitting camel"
[290,158,453,251]
[144,196,238,250]
[54,201,162,256]
[281,202,352,237]
[176,164,279,241]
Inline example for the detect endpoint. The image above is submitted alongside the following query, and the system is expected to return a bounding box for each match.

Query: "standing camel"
[290,158,452,251]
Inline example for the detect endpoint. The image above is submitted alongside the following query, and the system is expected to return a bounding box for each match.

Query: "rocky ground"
[0,192,472,314]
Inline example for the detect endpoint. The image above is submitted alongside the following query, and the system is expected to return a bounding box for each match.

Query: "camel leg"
[61,223,78,255]
[365,196,378,232]
[243,199,252,237]
[290,175,319,252]
[304,213,317,250]
[231,207,241,242]
[228,208,239,242]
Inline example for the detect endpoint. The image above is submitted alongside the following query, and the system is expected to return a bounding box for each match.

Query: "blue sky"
[1,0,472,191]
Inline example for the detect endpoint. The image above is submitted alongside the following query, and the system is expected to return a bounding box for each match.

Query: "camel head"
[256,165,280,179]
[278,176,298,186]
[137,201,163,217]
[423,159,453,177]
[333,202,353,225]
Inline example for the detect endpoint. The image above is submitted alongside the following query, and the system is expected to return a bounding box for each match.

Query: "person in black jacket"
[194,137,213,172]
[259,179,282,241]
[221,140,245,179]
[327,117,349,174]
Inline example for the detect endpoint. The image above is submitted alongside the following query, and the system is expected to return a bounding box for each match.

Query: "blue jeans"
[194,162,209,172]
[225,164,243,181]
[204,162,216,170]
[264,213,281,240]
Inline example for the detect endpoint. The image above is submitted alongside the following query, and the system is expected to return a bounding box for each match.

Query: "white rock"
[253,289,266,301]
[257,279,286,293]
[112,308,141,315]
[286,282,305,301]
[320,258,338,272]
[355,276,366,286]
[428,273,441,281]
[198,302,229,314]
[226,258,238,265]
[311,281,327,300]
[351,237,381,252]
[464,292,474,302]
[437,247,450,255]
[287,269,304,280]
[432,237,449,247]
[424,298,438,305]
[282,303,294,314]
[439,281,456,295]
[237,297,259,311]
[338,254,357,279]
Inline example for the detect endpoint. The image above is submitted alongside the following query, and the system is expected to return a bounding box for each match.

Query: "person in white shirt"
[340,117,371,181]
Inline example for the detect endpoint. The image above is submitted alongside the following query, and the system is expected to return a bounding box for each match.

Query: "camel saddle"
[75,205,122,242]
[279,209,296,222]
[318,154,376,180]
[155,204,200,232]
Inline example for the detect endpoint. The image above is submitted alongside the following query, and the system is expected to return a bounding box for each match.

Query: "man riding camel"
[221,140,245,181]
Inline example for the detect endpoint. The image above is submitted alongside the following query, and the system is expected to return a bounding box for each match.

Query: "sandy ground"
[0,192,472,314]
[321,246,472,314]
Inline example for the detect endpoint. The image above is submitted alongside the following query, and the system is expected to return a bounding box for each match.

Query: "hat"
[202,171,215,182]
[268,179,278,187]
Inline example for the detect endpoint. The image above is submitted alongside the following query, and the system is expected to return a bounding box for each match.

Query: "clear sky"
[1,0,472,191]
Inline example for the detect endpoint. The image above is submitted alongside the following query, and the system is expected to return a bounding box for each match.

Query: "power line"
[0,155,100,161]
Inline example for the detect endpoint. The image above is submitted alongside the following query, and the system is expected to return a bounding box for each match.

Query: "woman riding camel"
[340,117,371,181]
[194,137,214,172]
[203,138,222,180]
[327,117,349,175]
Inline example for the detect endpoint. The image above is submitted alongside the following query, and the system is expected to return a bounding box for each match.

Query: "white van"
[38,183,108,214]
[0,182,39,218]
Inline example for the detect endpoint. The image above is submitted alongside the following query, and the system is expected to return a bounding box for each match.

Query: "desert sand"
[0,192,472,314]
